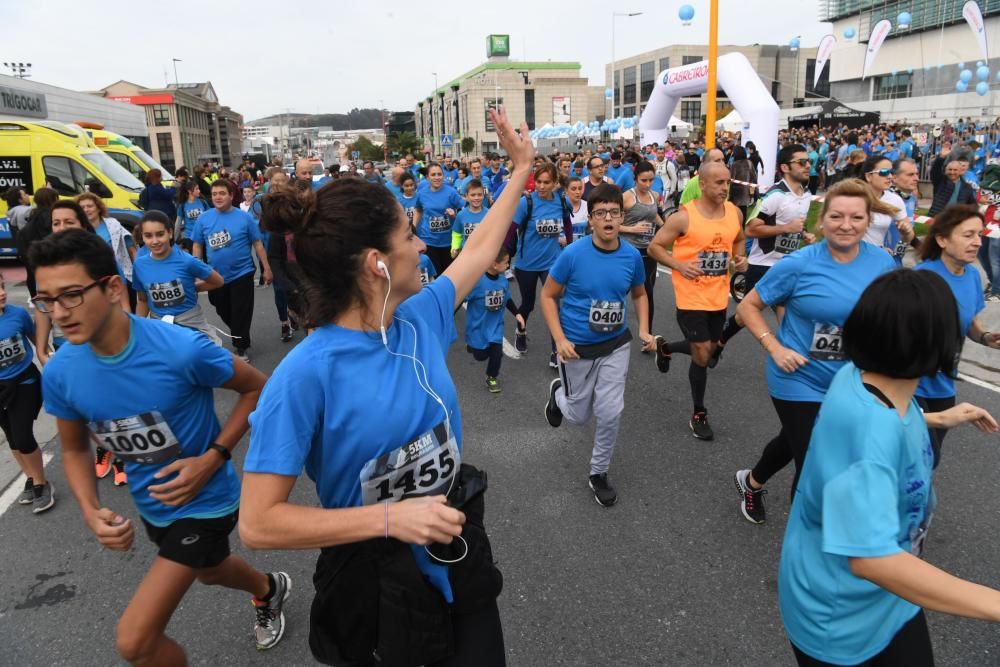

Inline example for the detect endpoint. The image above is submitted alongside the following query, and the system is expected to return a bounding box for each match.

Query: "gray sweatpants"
[555,342,630,476]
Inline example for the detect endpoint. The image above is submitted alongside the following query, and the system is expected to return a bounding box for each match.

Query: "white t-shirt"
[747,179,814,267]
[864,190,907,248]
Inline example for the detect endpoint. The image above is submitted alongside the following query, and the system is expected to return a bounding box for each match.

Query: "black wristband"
[207,443,231,461]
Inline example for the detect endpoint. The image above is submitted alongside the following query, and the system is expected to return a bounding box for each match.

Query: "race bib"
[419,269,431,286]
[463,222,478,240]
[893,238,909,258]
[186,208,202,221]
[404,207,415,223]
[589,300,624,333]
[484,289,504,312]
[148,280,186,308]
[89,411,182,465]
[535,218,562,238]
[774,232,801,255]
[0,334,26,369]
[207,229,231,250]
[428,215,450,232]
[698,250,729,276]
[359,421,459,505]
[810,323,844,361]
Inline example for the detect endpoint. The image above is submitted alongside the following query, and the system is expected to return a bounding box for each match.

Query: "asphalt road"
[1,268,999,666]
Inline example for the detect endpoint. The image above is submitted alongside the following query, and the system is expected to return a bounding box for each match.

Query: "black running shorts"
[141,510,238,569]
[676,309,726,343]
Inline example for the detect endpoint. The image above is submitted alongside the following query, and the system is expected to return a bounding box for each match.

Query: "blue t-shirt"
[0,305,35,381]
[385,181,401,199]
[606,164,635,190]
[808,150,820,177]
[415,186,464,248]
[177,199,209,239]
[549,238,644,346]
[455,176,473,195]
[452,207,488,247]
[464,272,510,349]
[514,192,568,272]
[42,317,238,526]
[396,192,418,226]
[756,242,896,401]
[132,246,214,316]
[442,168,458,187]
[916,259,984,398]
[245,278,461,602]
[418,253,437,287]
[190,207,262,282]
[780,364,933,664]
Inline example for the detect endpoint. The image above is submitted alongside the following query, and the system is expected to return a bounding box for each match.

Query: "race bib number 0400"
[89,411,182,465]
[149,280,186,308]
[428,216,450,232]
[0,334,26,369]
[774,232,801,255]
[535,219,562,238]
[810,323,845,361]
[698,250,729,276]
[589,300,624,333]
[207,229,232,250]
[360,421,460,505]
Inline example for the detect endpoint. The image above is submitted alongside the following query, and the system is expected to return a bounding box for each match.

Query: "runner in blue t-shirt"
[464,246,522,393]
[418,250,437,287]
[413,164,465,275]
[191,180,272,362]
[779,268,998,667]
[914,205,1000,467]
[451,179,488,257]
[396,172,419,225]
[176,180,209,252]
[732,180,897,524]
[238,108,533,664]
[31,229,291,659]
[540,183,655,507]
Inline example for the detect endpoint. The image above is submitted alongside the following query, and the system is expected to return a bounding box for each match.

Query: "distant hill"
[248,108,384,130]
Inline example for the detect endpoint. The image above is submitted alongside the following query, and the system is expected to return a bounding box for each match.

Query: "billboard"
[552,97,571,124]
[487,34,510,58]
[0,86,46,119]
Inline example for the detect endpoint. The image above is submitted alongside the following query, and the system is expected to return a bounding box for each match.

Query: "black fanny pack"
[574,329,633,360]
[308,463,503,667]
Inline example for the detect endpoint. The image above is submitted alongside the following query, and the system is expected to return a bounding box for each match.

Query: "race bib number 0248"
[428,216,450,232]
[88,411,182,465]
[359,421,459,505]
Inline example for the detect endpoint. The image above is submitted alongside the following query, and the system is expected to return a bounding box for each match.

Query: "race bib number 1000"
[360,421,460,505]
[89,411,182,465]
[810,323,845,361]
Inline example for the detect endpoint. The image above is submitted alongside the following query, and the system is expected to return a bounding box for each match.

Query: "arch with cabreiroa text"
[639,52,779,188]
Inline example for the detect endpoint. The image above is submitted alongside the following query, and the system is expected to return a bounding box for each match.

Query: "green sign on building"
[486,34,510,58]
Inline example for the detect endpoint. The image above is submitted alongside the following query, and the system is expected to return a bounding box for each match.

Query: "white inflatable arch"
[639,52,779,187]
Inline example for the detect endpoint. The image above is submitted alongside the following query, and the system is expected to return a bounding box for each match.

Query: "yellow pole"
[705,0,719,149]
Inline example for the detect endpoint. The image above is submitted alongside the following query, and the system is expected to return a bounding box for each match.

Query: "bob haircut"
[843,269,961,379]
[75,192,109,219]
[917,203,984,261]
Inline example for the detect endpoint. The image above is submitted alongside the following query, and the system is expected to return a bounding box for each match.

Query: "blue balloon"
[977,81,990,96]
[906,68,913,74]
[978,60,985,67]
[978,66,990,81]
[960,69,973,82]
[789,37,801,50]
[959,62,966,69]
[678,4,694,21]
[897,11,912,28]
[957,80,969,92]
[604,87,612,99]
[937,63,943,69]
[844,27,856,39]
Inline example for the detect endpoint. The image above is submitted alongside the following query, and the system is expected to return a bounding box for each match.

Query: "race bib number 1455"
[359,421,459,505]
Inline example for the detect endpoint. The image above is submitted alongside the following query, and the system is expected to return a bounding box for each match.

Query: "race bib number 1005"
[360,421,459,505]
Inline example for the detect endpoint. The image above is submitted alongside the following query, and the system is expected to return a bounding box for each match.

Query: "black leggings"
[750,397,821,495]
[0,379,42,455]
[514,268,548,324]
[425,246,453,277]
[468,343,503,377]
[916,395,956,470]
[791,610,933,666]
[639,250,657,331]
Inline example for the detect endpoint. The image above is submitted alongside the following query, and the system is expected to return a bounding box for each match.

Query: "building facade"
[414,61,603,156]
[93,81,244,171]
[607,44,822,127]
[821,1,1000,123]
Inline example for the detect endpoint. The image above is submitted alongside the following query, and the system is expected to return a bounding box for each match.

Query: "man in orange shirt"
[647,162,748,440]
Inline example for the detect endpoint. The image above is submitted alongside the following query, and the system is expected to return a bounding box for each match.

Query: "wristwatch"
[981,331,992,346]
[207,443,232,461]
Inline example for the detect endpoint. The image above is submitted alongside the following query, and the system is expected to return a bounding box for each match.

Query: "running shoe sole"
[255,572,292,651]
[32,482,55,514]
[654,336,670,373]
[734,469,765,524]
[588,479,618,507]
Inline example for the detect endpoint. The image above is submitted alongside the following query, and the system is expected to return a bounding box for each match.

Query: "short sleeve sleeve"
[513,196,528,224]
[758,191,784,217]
[450,190,464,210]
[42,361,81,421]
[185,253,214,280]
[245,360,323,477]
[180,327,234,389]
[414,191,425,212]
[822,460,903,558]
[400,276,457,356]
[190,218,205,245]
[548,246,572,286]
[754,252,802,307]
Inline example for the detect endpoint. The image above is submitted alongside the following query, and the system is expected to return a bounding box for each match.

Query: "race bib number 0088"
[88,411,182,465]
[360,421,459,505]
[148,280,186,308]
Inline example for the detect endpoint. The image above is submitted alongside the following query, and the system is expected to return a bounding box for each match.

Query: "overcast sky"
[3,0,831,121]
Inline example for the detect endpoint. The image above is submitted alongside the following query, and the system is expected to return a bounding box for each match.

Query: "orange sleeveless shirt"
[671,200,741,311]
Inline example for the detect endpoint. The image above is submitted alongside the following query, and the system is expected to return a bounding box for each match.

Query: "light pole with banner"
[611,11,642,121]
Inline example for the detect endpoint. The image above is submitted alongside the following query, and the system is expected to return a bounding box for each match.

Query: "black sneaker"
[734,469,766,524]
[544,378,563,427]
[515,326,527,354]
[655,336,671,373]
[588,473,618,507]
[689,411,714,440]
[280,324,292,342]
[289,315,299,332]
[254,572,291,651]
[707,343,724,369]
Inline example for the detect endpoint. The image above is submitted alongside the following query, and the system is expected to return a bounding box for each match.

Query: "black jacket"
[929,179,977,216]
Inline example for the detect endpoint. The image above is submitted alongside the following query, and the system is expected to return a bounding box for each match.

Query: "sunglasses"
[867,168,893,177]
[786,159,811,167]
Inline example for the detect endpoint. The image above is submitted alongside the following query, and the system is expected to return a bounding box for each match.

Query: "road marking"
[958,372,1000,395]
[0,451,54,517]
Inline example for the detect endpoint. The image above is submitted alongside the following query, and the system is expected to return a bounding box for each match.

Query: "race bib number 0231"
[359,421,459,505]
[88,411,182,465]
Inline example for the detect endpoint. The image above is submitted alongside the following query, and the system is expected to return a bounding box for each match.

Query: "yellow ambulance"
[76,121,175,185]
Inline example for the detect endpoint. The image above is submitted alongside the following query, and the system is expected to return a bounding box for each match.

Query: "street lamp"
[432,72,439,156]
[611,12,642,126]
[172,58,182,87]
[789,35,802,108]
[3,62,31,79]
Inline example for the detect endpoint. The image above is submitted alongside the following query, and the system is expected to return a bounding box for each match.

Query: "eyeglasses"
[786,158,811,167]
[591,208,623,220]
[867,168,893,177]
[32,278,108,313]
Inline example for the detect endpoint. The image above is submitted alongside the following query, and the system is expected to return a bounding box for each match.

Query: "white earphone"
[377,259,390,344]
[376,259,389,278]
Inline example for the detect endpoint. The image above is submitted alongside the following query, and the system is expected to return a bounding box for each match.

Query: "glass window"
[42,156,87,196]
[623,66,637,105]
[874,72,912,100]
[624,106,635,118]
[132,149,173,180]
[108,151,146,180]
[682,55,703,65]
[151,104,171,127]
[659,57,670,73]
[614,69,621,108]
[82,151,144,192]
[156,134,176,173]
[681,101,702,126]
[484,98,503,131]
[524,89,535,130]
[640,61,656,102]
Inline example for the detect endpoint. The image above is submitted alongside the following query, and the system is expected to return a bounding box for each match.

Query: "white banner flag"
[814,35,836,88]
[862,20,892,80]
[963,0,989,62]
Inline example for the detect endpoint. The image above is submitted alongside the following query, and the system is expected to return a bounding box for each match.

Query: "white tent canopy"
[715,109,744,132]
